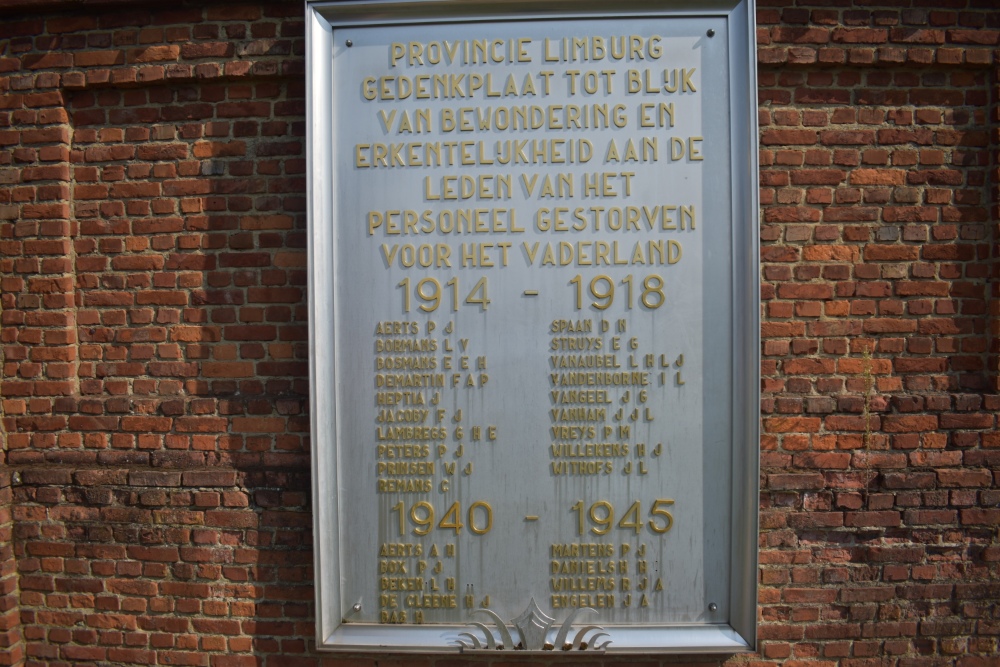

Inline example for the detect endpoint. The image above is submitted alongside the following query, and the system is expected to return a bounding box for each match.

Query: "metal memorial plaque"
[307,0,758,653]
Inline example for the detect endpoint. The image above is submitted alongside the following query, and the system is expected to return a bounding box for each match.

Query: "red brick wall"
[990,59,1000,393]
[0,474,23,666]
[0,1,998,666]
[756,1,1000,661]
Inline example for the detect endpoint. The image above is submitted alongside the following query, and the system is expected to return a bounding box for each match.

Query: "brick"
[128,471,181,487]
[201,362,254,378]
[832,27,889,43]
[937,470,992,487]
[129,45,180,63]
[762,129,818,145]
[121,416,172,432]
[768,473,826,490]
[20,469,72,486]
[74,51,125,67]
[777,284,834,300]
[844,511,900,527]
[773,27,830,43]
[882,415,938,432]
[960,509,1000,525]
[939,413,993,429]
[841,586,897,602]
[182,471,237,487]
[849,168,907,185]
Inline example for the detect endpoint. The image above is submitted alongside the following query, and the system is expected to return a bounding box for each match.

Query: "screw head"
[345,39,353,47]
[708,602,718,612]
[707,29,716,37]
[352,602,362,612]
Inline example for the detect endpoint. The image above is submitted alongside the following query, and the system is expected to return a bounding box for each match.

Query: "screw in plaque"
[345,39,353,47]
[708,602,718,612]
[342,600,362,623]
[706,29,715,37]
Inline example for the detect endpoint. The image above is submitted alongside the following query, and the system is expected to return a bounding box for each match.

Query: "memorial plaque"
[307,0,759,653]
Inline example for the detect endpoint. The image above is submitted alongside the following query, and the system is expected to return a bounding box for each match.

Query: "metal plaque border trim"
[307,0,759,653]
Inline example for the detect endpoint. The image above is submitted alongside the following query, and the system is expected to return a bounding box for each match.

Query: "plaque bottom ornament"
[452,599,611,651]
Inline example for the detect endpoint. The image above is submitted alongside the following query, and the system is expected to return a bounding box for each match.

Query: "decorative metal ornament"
[452,600,611,651]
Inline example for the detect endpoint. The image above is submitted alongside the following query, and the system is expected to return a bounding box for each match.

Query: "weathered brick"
[182,471,237,487]
[128,471,181,487]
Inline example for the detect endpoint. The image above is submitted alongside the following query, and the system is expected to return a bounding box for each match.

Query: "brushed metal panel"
[308,0,758,652]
